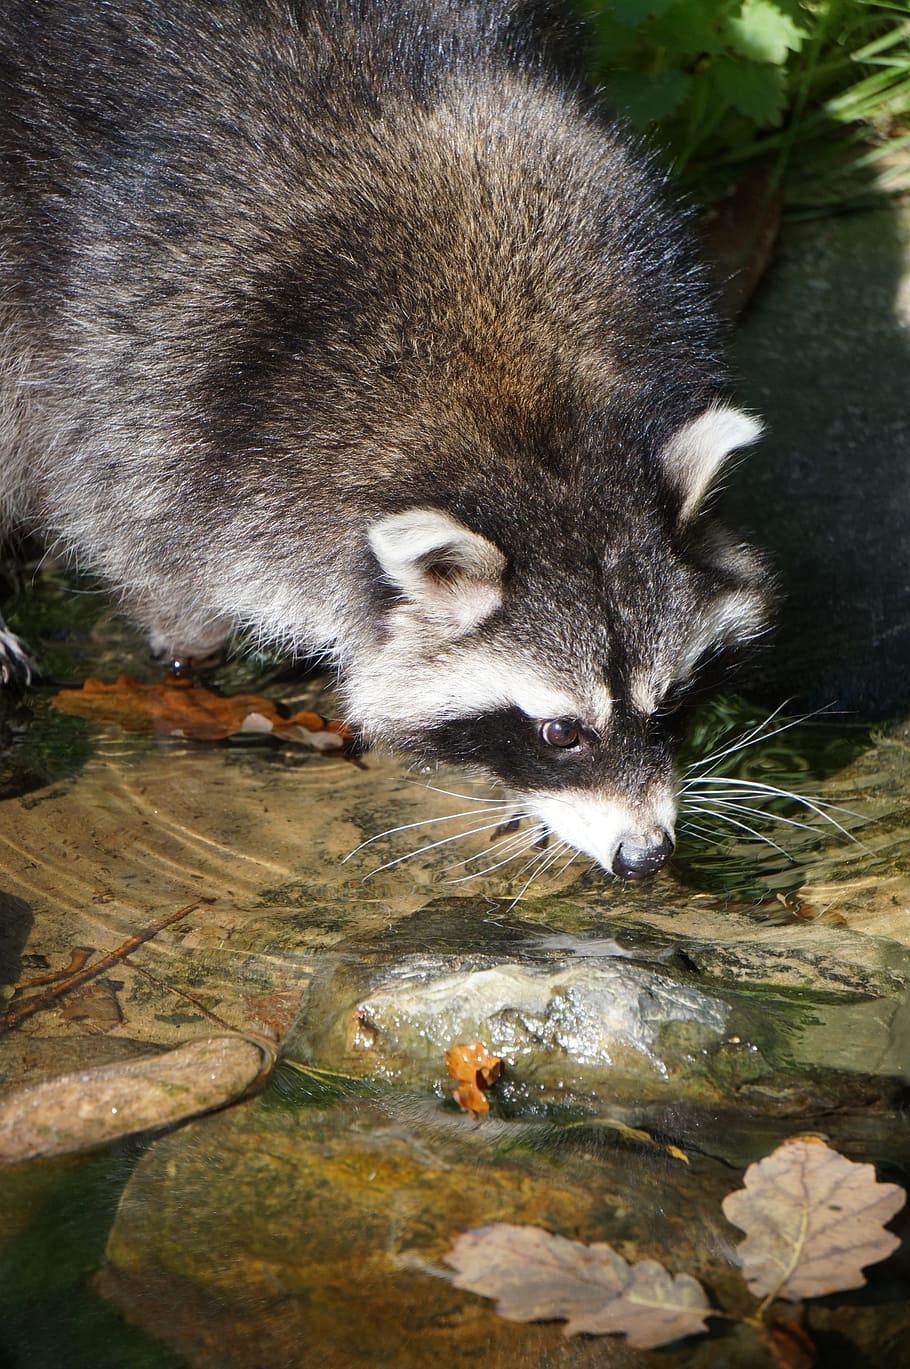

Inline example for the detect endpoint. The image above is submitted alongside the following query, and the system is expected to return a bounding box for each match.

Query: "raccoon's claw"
[0,627,34,688]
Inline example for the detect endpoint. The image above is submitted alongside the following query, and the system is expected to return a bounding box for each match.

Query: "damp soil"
[2,205,910,1368]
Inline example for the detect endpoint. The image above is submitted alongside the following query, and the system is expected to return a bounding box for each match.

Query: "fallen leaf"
[51,674,352,752]
[57,978,123,1033]
[721,1136,906,1301]
[0,1034,274,1163]
[568,1258,712,1347]
[1,900,202,1033]
[445,1041,502,1117]
[445,1224,711,1348]
[759,1319,817,1369]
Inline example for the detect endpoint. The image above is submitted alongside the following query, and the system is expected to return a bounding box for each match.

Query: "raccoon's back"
[0,0,721,643]
[0,0,714,418]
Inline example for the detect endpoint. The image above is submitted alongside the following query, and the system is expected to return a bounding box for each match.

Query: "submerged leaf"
[445,1041,502,1117]
[51,674,351,751]
[721,1136,906,1301]
[565,1257,712,1347]
[446,1224,711,1348]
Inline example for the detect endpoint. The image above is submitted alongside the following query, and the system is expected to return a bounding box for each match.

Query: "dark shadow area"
[721,198,910,721]
[0,891,32,995]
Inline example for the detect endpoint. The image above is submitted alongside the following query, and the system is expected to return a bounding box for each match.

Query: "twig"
[0,900,201,1034]
[12,945,95,990]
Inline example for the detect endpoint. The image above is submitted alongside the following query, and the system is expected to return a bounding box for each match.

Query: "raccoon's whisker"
[342,805,514,861]
[504,841,567,910]
[539,841,570,883]
[680,776,859,816]
[677,822,725,848]
[684,701,796,774]
[444,822,540,875]
[680,777,862,840]
[683,795,820,834]
[510,838,556,885]
[685,805,794,859]
[419,783,512,805]
[444,822,534,871]
[514,835,568,886]
[362,818,514,879]
[550,845,579,882]
[446,828,548,883]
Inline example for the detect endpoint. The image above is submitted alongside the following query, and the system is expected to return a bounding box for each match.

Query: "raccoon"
[0,0,770,879]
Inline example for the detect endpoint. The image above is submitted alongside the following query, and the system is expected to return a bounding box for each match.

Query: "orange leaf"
[51,674,352,751]
[445,1041,502,1118]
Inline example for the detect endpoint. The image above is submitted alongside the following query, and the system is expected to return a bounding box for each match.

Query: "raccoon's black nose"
[612,832,674,880]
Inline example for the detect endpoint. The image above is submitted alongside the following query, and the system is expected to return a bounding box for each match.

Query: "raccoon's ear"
[661,404,763,522]
[368,507,506,634]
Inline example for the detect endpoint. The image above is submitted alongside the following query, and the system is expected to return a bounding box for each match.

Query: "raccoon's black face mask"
[345,405,770,878]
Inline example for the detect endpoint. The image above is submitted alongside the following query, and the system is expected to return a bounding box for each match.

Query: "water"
[1,549,908,1368]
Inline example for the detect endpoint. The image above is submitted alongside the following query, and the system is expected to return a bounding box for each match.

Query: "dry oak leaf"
[51,674,351,751]
[721,1135,906,1302]
[445,1224,711,1349]
[445,1041,502,1117]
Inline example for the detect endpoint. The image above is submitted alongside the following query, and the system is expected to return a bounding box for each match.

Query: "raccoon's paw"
[0,627,34,688]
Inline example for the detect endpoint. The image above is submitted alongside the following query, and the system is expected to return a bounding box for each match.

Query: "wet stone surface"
[1,203,910,1367]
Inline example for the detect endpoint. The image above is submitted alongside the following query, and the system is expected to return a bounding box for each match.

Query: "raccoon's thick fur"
[0,0,770,878]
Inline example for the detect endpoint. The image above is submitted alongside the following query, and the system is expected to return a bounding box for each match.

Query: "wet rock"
[286,904,910,1149]
[93,1087,910,1369]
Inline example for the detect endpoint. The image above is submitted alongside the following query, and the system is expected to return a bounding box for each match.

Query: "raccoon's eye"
[539,719,581,749]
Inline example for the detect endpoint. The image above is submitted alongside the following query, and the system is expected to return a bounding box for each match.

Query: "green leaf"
[727,0,808,65]
[650,0,741,58]
[604,0,681,22]
[607,68,694,126]
[711,55,789,125]
[586,11,644,68]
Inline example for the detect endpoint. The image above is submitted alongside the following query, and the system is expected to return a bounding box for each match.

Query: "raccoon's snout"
[612,830,675,881]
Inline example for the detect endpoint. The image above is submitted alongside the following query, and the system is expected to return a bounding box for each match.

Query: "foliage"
[585,0,910,208]
[446,1136,906,1357]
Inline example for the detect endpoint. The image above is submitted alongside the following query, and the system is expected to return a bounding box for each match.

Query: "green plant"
[585,0,910,209]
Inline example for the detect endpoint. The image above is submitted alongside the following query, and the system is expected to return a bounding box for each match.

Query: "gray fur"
[0,0,771,874]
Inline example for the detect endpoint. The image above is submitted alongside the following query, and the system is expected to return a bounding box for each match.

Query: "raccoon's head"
[345,403,769,879]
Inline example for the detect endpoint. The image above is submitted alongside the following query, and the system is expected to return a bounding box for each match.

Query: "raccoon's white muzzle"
[527,789,677,880]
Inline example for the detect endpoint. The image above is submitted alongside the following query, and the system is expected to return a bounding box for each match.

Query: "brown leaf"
[0,1034,274,1163]
[568,1258,712,1348]
[445,1041,502,1117]
[51,674,351,751]
[57,978,123,1033]
[759,1320,817,1369]
[721,1136,906,1302]
[446,1224,711,1348]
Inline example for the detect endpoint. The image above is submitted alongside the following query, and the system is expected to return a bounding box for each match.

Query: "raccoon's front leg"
[0,611,33,687]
